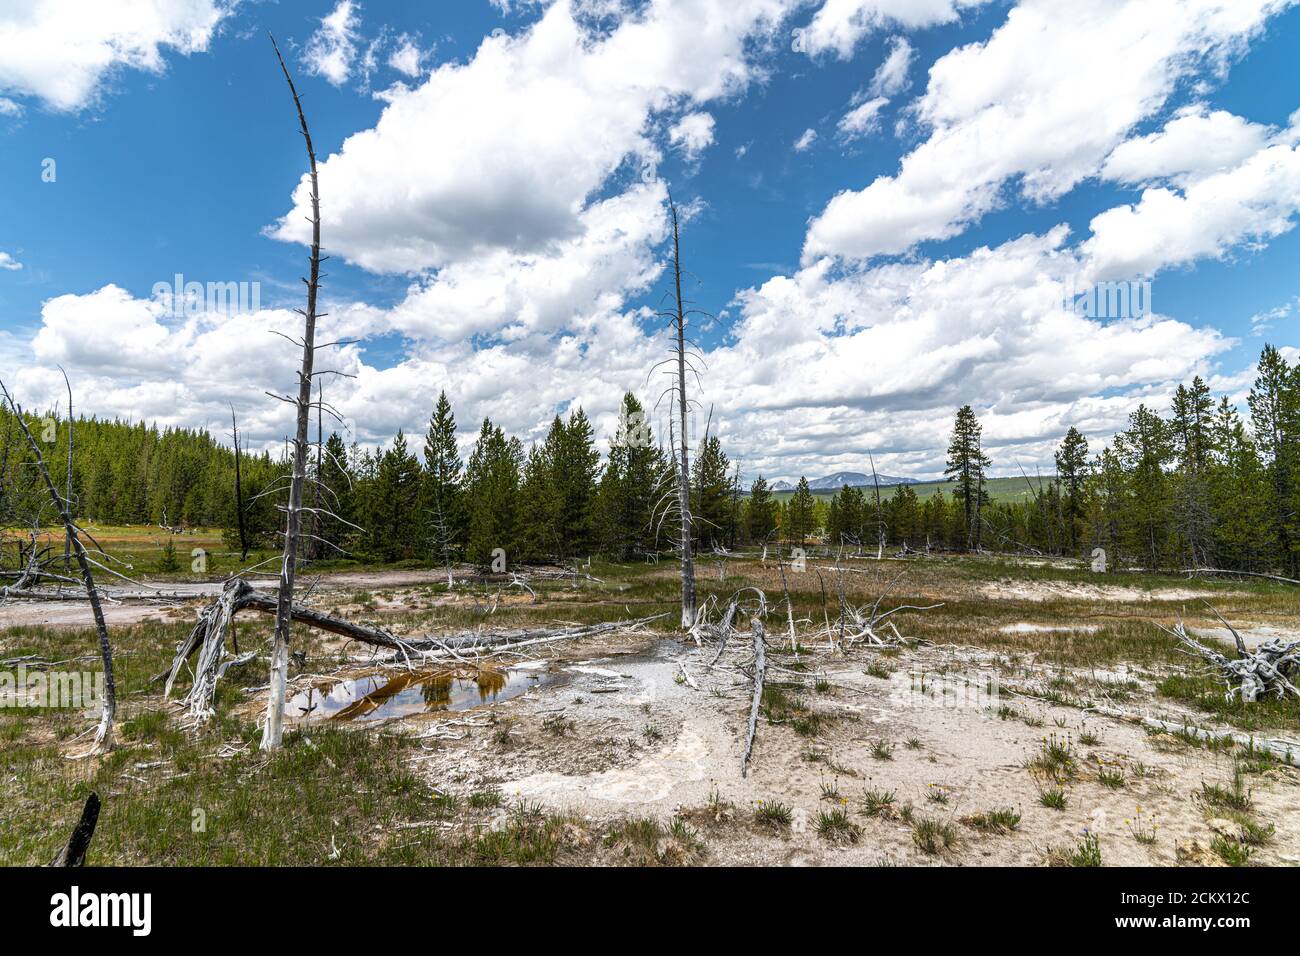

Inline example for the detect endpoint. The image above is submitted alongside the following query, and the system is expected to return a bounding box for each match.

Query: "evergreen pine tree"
[691,435,731,551]
[746,476,779,544]
[1055,426,1089,553]
[944,405,991,550]
[421,392,465,563]
[786,477,815,545]
[465,418,523,569]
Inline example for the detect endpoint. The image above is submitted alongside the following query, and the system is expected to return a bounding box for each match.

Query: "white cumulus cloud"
[303,0,362,87]
[795,0,990,59]
[804,0,1295,263]
[668,111,717,160]
[0,0,228,112]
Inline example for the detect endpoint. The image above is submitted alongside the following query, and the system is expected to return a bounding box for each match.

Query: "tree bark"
[263,34,322,750]
[61,367,73,575]
[231,405,249,561]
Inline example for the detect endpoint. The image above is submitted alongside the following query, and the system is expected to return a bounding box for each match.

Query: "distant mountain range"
[769,472,921,492]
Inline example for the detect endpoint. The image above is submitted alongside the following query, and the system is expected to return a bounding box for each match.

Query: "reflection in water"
[287,666,547,723]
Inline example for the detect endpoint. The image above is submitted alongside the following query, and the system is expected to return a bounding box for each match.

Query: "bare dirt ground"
[348,632,1300,866]
[979,580,1235,604]
[216,555,1299,867]
[0,569,461,629]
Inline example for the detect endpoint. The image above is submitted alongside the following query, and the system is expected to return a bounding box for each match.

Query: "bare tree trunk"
[262,34,322,751]
[1,381,116,753]
[669,198,696,629]
[869,452,884,558]
[312,380,323,561]
[61,367,73,575]
[230,405,249,561]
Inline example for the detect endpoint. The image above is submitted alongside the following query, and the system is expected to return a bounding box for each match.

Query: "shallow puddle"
[287,667,552,723]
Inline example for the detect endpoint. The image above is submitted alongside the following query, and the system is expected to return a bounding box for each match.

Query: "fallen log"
[160,576,668,720]
[740,615,767,778]
[1088,705,1299,766]
[160,577,405,718]
[1179,567,1300,587]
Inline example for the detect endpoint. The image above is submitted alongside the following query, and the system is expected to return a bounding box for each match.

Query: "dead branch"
[1160,613,1300,704]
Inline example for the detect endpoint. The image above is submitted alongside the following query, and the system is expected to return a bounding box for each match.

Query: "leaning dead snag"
[262,34,323,750]
[0,380,116,753]
[1161,604,1300,703]
[50,792,101,866]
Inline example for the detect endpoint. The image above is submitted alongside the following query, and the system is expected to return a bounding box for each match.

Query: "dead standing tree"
[262,34,324,750]
[651,195,702,629]
[0,380,117,754]
[60,366,73,574]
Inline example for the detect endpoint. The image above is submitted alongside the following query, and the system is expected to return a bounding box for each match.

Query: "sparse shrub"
[1211,834,1252,867]
[1126,808,1156,845]
[862,788,897,818]
[754,800,793,831]
[912,817,958,855]
[962,807,1020,834]
[1039,787,1067,810]
[542,714,575,736]
[491,718,517,748]
[1199,772,1252,813]
[814,808,861,844]
[1027,733,1076,781]
[1097,764,1126,789]
[1046,831,1101,867]
[468,786,503,809]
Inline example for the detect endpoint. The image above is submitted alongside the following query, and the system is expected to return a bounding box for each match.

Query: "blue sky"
[1,0,1298,482]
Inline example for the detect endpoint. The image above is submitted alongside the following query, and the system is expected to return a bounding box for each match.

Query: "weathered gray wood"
[741,616,766,778]
[668,197,696,630]
[263,34,322,751]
